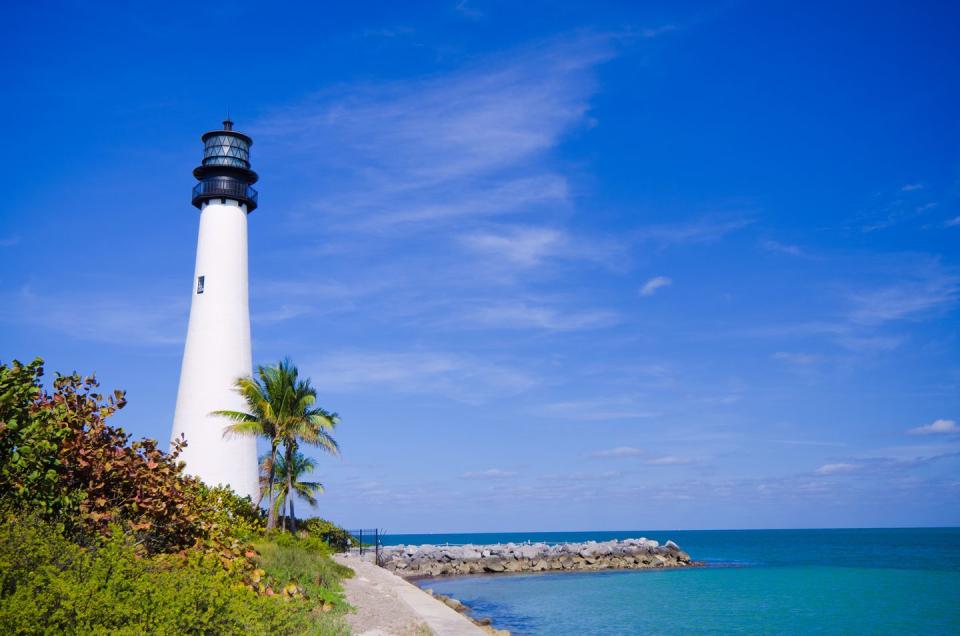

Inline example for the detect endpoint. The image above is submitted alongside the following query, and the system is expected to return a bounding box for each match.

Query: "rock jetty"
[381,538,696,578]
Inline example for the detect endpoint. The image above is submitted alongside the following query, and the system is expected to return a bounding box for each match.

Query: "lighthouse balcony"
[192,179,259,212]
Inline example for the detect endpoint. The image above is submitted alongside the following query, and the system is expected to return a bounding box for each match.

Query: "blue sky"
[2,1,959,532]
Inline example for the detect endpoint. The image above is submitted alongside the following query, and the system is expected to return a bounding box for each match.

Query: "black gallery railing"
[192,179,259,205]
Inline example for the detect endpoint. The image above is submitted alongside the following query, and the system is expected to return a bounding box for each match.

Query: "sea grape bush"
[0,358,262,554]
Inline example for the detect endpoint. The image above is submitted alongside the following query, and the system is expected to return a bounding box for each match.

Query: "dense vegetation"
[0,358,352,635]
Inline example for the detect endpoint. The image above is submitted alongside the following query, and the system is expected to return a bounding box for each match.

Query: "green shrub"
[0,516,347,635]
[252,532,354,609]
[301,517,358,552]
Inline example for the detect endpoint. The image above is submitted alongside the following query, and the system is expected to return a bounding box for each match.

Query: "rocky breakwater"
[381,538,696,578]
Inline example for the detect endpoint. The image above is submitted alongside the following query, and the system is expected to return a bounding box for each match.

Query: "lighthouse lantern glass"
[202,134,250,169]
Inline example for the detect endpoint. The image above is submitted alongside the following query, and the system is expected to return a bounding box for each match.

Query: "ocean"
[380,529,960,635]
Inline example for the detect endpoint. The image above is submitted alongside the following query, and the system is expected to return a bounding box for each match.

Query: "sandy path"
[335,554,486,636]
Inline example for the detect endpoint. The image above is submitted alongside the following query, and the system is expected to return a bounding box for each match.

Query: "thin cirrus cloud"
[590,448,694,465]
[305,350,537,403]
[772,351,819,366]
[590,446,644,458]
[815,462,861,475]
[633,215,753,247]
[451,300,619,331]
[254,33,616,233]
[640,276,672,296]
[535,397,659,421]
[2,286,186,347]
[847,272,959,326]
[460,226,624,271]
[907,419,958,436]
[248,33,626,336]
[759,238,806,257]
[462,468,517,479]
[461,227,570,268]
[645,455,694,466]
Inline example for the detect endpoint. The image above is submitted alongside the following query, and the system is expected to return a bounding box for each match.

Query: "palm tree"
[273,370,338,532]
[214,360,297,529]
[268,449,324,530]
[214,359,339,531]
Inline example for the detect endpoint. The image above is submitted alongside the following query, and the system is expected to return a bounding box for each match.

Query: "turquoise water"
[382,529,960,634]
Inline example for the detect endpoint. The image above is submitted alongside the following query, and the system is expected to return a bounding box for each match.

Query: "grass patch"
[252,533,354,616]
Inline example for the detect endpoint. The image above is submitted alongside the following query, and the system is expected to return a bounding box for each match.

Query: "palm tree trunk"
[289,496,296,533]
[266,442,278,529]
[286,444,297,533]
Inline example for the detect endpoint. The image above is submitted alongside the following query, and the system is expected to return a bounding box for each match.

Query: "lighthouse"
[170,120,259,501]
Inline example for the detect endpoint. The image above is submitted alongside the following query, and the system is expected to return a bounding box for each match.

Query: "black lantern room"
[191,119,259,212]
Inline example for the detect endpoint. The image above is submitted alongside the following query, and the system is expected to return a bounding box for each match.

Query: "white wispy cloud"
[834,335,902,353]
[901,183,923,192]
[255,34,614,233]
[590,446,644,458]
[772,351,819,366]
[1,286,185,347]
[848,272,959,325]
[463,468,517,479]
[646,455,693,466]
[460,226,623,271]
[815,462,861,475]
[461,226,568,268]
[639,276,672,296]
[248,33,624,336]
[760,238,805,257]
[452,300,619,331]
[945,216,960,228]
[250,278,383,324]
[454,0,483,20]
[634,215,752,247]
[535,397,658,421]
[306,350,536,402]
[908,419,958,436]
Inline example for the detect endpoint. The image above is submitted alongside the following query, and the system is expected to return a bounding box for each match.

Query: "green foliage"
[252,533,354,610]
[0,358,84,521]
[217,358,340,532]
[0,516,347,636]
[269,449,325,526]
[301,517,359,552]
[197,483,266,543]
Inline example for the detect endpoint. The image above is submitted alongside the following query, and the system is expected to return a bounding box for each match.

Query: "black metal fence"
[348,528,384,566]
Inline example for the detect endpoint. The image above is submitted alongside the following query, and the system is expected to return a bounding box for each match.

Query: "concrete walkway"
[335,554,487,636]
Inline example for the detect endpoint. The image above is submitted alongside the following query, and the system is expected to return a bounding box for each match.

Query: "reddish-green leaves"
[0,358,263,558]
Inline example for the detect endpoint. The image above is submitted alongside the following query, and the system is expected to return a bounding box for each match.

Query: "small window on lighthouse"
[197,276,205,294]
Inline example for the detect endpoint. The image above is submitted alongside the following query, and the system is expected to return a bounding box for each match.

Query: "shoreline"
[406,560,703,584]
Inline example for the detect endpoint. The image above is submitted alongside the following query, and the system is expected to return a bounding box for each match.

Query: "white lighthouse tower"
[170,120,259,500]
